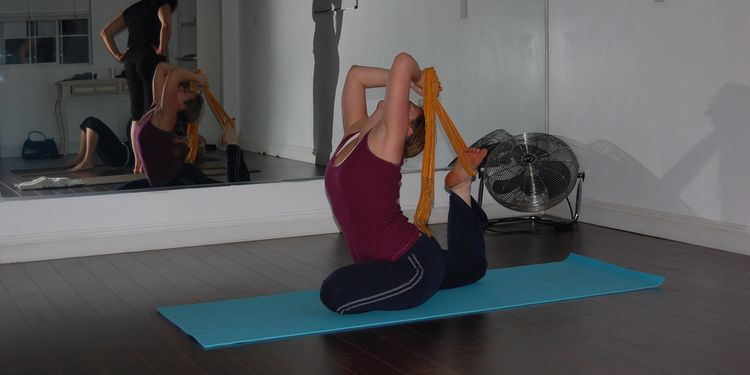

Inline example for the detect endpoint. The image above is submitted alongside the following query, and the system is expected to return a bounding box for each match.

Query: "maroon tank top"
[134,116,182,187]
[324,131,419,263]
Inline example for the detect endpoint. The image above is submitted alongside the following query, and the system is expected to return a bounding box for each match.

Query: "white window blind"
[0,0,90,20]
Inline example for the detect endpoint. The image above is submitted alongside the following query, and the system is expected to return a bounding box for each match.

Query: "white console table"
[55,78,129,154]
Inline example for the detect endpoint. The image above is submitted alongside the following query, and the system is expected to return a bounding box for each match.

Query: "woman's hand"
[410,80,424,97]
[152,44,167,56]
[194,71,209,88]
[115,48,128,62]
[410,69,441,97]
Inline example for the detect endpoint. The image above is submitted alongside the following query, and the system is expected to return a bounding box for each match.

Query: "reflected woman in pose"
[320,52,489,314]
[119,62,250,189]
[100,0,177,173]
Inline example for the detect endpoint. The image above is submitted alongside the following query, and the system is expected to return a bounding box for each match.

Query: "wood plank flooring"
[1,223,748,374]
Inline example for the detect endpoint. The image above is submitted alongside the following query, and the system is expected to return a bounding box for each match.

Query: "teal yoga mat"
[158,254,663,349]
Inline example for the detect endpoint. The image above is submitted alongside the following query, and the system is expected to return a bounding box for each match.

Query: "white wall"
[195,0,222,145]
[549,0,750,254]
[221,0,241,128]
[238,0,547,166]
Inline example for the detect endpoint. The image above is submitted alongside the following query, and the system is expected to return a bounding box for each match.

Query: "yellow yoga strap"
[413,67,474,236]
[186,70,236,164]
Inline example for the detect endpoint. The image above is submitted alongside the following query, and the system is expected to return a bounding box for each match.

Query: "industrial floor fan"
[476,132,585,234]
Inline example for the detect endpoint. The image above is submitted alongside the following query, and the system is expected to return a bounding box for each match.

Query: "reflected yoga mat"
[158,254,664,349]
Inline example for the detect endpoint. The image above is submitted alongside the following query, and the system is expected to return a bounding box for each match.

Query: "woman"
[100,0,177,173]
[70,117,135,172]
[121,62,250,189]
[320,52,489,314]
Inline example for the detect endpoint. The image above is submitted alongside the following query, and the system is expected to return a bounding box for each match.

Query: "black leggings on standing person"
[79,117,134,167]
[319,193,489,314]
[124,56,165,120]
[117,144,251,190]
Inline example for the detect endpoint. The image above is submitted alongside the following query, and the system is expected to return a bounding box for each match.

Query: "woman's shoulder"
[124,0,163,15]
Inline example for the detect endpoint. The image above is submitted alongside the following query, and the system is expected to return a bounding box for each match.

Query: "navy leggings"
[79,117,133,167]
[320,193,488,314]
[117,144,250,189]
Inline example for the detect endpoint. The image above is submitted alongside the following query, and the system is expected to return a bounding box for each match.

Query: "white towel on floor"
[15,176,84,190]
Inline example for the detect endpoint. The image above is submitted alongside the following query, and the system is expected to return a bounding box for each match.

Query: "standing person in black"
[100,0,178,174]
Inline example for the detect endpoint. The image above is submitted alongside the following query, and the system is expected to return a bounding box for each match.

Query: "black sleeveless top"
[122,0,173,62]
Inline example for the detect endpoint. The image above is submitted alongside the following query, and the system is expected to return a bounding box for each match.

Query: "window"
[1,17,90,65]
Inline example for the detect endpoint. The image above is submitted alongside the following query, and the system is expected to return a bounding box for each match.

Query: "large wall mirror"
[0,0,546,200]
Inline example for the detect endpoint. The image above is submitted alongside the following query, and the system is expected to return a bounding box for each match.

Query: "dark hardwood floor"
[1,223,748,374]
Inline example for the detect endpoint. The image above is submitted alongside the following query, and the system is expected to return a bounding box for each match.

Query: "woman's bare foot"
[69,161,94,172]
[69,154,84,168]
[445,147,488,204]
[220,125,238,145]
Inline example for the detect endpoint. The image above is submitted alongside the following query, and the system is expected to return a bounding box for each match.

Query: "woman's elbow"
[391,52,418,76]
[393,52,415,67]
[347,65,361,75]
[346,65,364,81]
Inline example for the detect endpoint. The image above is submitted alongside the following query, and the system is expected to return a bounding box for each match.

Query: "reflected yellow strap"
[413,67,474,236]
[185,122,200,163]
[185,69,237,164]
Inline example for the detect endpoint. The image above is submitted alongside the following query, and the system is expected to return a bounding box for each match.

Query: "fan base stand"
[484,215,577,235]
[479,172,585,235]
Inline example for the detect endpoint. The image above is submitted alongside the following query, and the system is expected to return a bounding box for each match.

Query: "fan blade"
[536,160,571,198]
[492,172,525,194]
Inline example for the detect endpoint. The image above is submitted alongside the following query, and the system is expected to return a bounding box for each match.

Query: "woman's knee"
[468,257,488,284]
[319,273,346,313]
[80,116,97,131]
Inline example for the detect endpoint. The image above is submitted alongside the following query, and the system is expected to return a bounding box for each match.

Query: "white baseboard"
[579,199,750,256]
[0,208,342,264]
[0,170,513,264]
[1,143,79,158]
[4,175,746,263]
[240,138,316,164]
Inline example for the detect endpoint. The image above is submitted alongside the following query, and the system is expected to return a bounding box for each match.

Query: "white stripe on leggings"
[337,254,424,314]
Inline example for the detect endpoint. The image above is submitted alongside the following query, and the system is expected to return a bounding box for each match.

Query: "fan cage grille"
[483,132,579,212]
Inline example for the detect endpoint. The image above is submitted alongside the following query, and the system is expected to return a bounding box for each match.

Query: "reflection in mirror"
[0,0,546,200]
[312,0,343,166]
[0,0,327,200]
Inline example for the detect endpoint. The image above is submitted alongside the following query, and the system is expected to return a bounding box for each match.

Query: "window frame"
[0,15,92,67]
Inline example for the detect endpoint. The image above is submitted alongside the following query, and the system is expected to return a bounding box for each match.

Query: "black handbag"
[22,131,61,159]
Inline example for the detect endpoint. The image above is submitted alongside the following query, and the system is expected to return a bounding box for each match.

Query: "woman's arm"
[153,4,173,56]
[152,63,208,132]
[100,14,128,61]
[341,65,389,132]
[130,121,143,174]
[380,52,423,159]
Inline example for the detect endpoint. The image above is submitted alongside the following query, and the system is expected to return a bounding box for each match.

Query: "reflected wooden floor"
[1,223,748,374]
[0,149,326,199]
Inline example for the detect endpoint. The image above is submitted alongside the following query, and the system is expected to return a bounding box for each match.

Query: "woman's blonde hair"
[176,82,204,124]
[403,109,426,158]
